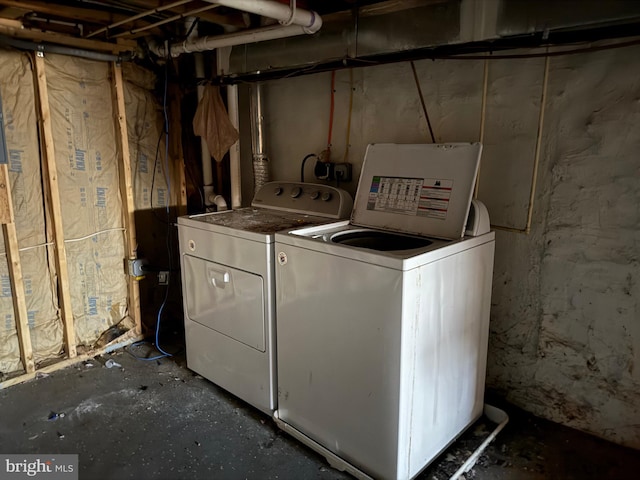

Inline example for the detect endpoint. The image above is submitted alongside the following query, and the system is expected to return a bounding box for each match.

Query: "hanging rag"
[192,86,239,163]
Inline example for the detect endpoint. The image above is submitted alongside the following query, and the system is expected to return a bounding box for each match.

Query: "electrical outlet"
[334,163,352,182]
[158,271,169,285]
[314,161,352,182]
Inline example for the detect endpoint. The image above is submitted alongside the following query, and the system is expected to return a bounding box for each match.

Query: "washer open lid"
[351,143,482,240]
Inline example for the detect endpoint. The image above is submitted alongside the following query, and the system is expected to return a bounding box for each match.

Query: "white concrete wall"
[254,43,640,449]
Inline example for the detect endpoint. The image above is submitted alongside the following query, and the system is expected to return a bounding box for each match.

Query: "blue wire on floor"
[127,272,173,361]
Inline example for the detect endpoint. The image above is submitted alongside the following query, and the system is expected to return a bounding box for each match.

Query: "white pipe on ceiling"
[210,0,322,33]
[148,0,322,57]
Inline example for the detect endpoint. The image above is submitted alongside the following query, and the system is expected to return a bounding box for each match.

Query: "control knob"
[290,186,302,198]
[321,192,332,202]
[310,191,320,200]
[274,187,283,196]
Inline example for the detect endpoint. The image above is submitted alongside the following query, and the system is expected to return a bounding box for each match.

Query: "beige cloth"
[193,86,238,163]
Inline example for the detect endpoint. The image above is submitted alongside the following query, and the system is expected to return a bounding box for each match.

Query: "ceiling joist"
[0,18,136,53]
[0,0,134,26]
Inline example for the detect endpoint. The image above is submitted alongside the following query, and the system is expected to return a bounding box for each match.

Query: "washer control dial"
[310,191,320,200]
[321,191,332,202]
[290,186,302,198]
[274,187,283,196]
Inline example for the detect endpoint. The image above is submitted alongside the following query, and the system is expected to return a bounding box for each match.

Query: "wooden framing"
[33,53,77,359]
[0,328,140,389]
[110,0,248,29]
[111,62,142,336]
[0,1,137,27]
[0,165,35,373]
[0,18,136,53]
[0,162,11,224]
[0,0,247,39]
[0,52,147,388]
[168,82,188,215]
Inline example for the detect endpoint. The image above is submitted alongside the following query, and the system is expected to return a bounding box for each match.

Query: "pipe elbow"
[213,195,228,211]
[147,39,165,57]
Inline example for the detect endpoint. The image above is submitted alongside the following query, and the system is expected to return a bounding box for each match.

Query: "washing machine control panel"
[252,181,353,219]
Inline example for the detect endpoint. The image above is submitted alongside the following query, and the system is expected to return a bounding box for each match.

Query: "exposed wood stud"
[0,167,10,224]
[32,53,77,358]
[0,164,35,373]
[111,62,142,336]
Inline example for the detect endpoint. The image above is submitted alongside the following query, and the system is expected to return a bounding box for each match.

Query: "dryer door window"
[183,255,265,352]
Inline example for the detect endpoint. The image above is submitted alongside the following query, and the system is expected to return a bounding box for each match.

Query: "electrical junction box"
[334,163,352,182]
[314,161,352,182]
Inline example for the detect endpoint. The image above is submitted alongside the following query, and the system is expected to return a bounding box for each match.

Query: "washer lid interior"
[351,143,482,240]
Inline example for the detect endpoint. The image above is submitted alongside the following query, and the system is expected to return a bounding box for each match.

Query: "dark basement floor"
[1,344,638,480]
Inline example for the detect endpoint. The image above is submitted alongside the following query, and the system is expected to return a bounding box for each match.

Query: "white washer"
[177,182,352,414]
[274,144,495,480]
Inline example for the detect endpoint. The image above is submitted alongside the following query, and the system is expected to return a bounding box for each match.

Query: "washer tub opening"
[330,230,432,251]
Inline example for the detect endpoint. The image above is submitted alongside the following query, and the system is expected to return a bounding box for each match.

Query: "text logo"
[1,455,78,480]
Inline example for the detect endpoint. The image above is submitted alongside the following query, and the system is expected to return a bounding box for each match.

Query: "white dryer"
[274,144,495,480]
[177,182,352,414]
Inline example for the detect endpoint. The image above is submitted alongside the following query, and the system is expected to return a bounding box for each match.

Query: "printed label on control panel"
[367,176,453,220]
[367,176,423,215]
[417,178,453,219]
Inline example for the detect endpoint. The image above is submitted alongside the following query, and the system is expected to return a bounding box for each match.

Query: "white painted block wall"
[250,44,640,449]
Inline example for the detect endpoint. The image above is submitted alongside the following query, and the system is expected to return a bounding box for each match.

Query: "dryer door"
[183,254,265,352]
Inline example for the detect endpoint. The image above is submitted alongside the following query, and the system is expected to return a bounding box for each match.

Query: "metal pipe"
[250,83,266,164]
[250,82,269,195]
[87,0,194,38]
[209,0,321,33]
[0,35,124,62]
[227,84,242,209]
[27,15,84,34]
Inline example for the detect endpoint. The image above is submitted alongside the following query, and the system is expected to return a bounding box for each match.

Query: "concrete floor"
[1,345,638,480]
